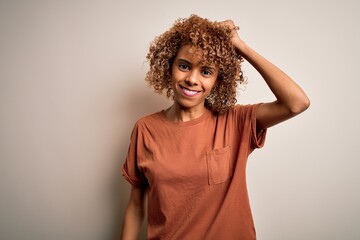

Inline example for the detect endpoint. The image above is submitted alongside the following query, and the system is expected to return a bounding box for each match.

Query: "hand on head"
[219,20,242,45]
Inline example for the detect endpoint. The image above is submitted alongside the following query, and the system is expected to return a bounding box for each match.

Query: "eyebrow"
[177,58,192,65]
[177,58,217,71]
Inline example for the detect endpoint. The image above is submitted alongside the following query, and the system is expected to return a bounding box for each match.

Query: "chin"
[175,99,205,110]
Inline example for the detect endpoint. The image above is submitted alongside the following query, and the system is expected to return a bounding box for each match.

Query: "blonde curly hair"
[145,14,246,114]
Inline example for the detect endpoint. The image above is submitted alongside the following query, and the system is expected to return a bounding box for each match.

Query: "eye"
[201,69,213,76]
[178,63,190,71]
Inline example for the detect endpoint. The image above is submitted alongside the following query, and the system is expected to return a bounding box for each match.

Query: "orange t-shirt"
[122,104,267,239]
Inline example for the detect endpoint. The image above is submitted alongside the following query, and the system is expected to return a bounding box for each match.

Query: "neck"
[165,102,207,122]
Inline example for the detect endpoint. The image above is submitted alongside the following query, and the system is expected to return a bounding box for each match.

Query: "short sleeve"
[233,104,267,150]
[249,103,267,149]
[121,123,148,188]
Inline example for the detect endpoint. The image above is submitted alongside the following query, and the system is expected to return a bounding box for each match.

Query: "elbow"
[289,97,310,115]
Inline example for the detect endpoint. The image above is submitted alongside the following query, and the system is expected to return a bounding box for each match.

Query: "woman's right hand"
[121,186,146,240]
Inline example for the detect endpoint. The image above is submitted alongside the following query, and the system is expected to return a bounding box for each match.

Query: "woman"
[121,15,310,239]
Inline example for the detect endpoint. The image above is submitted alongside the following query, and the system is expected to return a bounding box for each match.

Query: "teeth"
[181,86,198,96]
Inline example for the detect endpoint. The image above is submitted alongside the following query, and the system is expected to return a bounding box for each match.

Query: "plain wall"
[0,0,359,239]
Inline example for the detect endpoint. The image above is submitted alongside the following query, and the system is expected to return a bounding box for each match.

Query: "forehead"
[175,44,216,67]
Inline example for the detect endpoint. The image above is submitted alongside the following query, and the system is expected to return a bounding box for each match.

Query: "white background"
[0,0,359,239]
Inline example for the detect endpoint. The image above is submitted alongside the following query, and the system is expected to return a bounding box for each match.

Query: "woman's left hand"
[219,20,245,52]
[220,19,310,131]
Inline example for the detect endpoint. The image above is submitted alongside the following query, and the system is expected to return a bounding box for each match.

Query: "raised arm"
[222,20,310,130]
[121,186,146,240]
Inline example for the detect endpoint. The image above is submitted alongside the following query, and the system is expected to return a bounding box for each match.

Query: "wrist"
[233,38,248,55]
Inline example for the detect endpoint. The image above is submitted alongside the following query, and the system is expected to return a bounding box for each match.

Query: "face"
[170,45,218,111]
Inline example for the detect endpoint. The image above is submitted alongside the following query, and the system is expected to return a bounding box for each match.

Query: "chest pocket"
[206,145,232,185]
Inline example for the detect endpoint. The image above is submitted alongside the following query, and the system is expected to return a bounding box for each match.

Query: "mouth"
[179,85,201,97]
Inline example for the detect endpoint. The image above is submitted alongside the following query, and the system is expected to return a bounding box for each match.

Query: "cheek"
[170,73,178,85]
[207,78,217,91]
[171,70,187,85]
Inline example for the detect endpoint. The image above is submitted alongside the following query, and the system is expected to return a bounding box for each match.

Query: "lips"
[179,85,201,97]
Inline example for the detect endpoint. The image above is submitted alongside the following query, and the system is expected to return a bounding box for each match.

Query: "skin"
[222,20,310,130]
[165,44,219,122]
[120,187,146,240]
[121,20,310,240]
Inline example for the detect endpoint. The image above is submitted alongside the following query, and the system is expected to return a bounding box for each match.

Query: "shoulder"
[216,104,263,126]
[137,110,163,123]
[133,110,164,130]
[128,111,164,140]
[224,103,262,116]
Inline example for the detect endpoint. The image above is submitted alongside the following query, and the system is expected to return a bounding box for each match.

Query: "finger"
[221,20,239,32]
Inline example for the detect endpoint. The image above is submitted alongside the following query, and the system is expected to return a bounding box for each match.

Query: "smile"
[180,85,201,97]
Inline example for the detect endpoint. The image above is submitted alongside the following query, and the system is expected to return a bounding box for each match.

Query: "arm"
[121,186,146,240]
[222,20,310,130]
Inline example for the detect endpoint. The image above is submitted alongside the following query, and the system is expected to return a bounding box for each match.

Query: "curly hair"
[145,14,246,114]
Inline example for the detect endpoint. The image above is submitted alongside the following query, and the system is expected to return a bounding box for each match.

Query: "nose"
[185,70,199,86]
